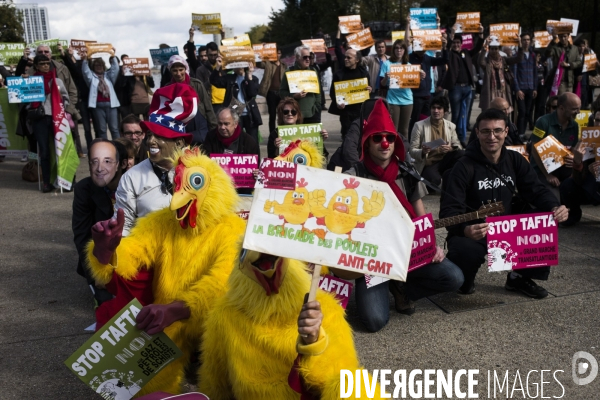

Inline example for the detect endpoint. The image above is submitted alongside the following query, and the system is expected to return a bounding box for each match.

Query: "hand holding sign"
[136,301,191,335]
[297,300,323,344]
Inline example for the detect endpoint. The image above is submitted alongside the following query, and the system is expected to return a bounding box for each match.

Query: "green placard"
[277,123,324,154]
[27,38,67,58]
[65,299,182,399]
[0,88,27,156]
[0,43,25,66]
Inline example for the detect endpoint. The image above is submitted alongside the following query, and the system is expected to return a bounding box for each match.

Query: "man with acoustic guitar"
[440,108,569,299]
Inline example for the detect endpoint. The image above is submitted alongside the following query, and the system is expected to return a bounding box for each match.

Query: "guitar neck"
[434,210,485,229]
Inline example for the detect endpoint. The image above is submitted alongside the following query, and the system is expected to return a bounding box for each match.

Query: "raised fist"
[91,208,125,264]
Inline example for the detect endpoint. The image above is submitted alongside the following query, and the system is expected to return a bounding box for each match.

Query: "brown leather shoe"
[389,281,415,315]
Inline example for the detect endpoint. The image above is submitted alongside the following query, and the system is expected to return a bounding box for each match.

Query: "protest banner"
[301,39,326,54]
[391,31,405,42]
[122,58,151,76]
[277,123,324,154]
[411,29,443,51]
[333,77,369,107]
[534,31,553,49]
[506,145,530,161]
[338,15,362,34]
[220,45,255,69]
[192,13,222,34]
[70,39,96,60]
[575,110,592,129]
[583,54,597,73]
[487,212,558,272]
[252,43,277,63]
[65,299,182,400]
[346,28,375,51]
[489,24,520,46]
[285,70,320,94]
[409,8,438,30]
[318,274,353,309]
[580,127,600,161]
[461,34,474,50]
[28,39,63,58]
[0,43,25,66]
[245,164,416,281]
[6,76,45,103]
[149,47,179,67]
[210,153,258,188]
[86,43,114,58]
[454,12,480,33]
[533,134,573,174]
[560,18,579,36]
[388,64,421,89]
[546,20,572,36]
[221,34,252,47]
[257,158,297,190]
[0,88,27,157]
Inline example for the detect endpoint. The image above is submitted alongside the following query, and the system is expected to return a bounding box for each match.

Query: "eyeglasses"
[371,134,397,143]
[478,128,506,137]
[301,56,311,60]
[283,109,297,116]
[123,131,144,137]
[37,50,51,54]
[90,159,117,169]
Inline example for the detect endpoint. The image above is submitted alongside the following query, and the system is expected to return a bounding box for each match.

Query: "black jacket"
[72,177,114,282]
[210,70,262,128]
[439,140,560,237]
[409,51,449,97]
[441,36,483,90]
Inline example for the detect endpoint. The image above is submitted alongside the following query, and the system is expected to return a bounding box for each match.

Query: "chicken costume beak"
[171,165,211,229]
[240,250,288,296]
[333,202,349,213]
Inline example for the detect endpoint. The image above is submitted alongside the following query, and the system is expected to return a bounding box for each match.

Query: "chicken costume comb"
[170,146,240,230]
[277,139,325,169]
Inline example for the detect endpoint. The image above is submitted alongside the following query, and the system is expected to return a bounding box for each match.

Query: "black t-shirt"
[455,52,471,85]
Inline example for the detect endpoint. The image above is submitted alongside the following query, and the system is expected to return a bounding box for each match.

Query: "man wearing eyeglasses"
[280,45,322,124]
[328,99,464,332]
[72,139,128,307]
[120,114,145,164]
[440,108,568,299]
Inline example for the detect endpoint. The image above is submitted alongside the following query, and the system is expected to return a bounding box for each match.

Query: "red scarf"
[363,154,416,218]
[31,69,55,109]
[218,123,242,147]
[170,73,191,85]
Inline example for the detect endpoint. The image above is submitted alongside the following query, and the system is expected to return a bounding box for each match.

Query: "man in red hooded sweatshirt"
[329,99,464,332]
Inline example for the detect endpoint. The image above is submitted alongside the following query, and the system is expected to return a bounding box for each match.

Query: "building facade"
[15,3,50,44]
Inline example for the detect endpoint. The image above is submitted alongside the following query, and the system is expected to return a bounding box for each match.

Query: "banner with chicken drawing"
[244,164,415,281]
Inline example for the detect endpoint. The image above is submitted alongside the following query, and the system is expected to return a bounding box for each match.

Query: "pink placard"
[258,158,297,190]
[486,212,558,271]
[461,34,474,50]
[408,214,436,272]
[210,153,258,188]
[318,274,353,309]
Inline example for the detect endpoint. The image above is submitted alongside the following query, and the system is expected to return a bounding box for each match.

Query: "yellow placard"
[391,31,405,42]
[285,70,320,94]
[454,12,480,33]
[221,34,251,47]
[346,28,374,51]
[411,29,443,51]
[533,134,572,174]
[546,20,572,36]
[86,43,114,57]
[334,78,369,106]
[489,23,520,46]
[192,13,222,34]
[583,54,597,73]
[575,110,592,130]
[389,64,421,89]
[220,45,255,69]
[534,31,553,49]
[339,15,362,34]
[301,39,327,53]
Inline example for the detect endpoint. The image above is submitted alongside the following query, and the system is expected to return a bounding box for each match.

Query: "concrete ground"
[1,100,599,399]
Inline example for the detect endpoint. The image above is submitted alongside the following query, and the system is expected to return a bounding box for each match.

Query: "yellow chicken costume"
[198,251,383,399]
[277,139,325,169]
[86,147,246,396]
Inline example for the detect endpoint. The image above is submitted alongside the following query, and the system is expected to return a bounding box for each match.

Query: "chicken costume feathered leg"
[86,148,246,396]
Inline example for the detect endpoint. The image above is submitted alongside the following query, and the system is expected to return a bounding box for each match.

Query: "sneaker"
[458,275,475,294]
[389,281,415,315]
[42,183,55,193]
[505,273,548,299]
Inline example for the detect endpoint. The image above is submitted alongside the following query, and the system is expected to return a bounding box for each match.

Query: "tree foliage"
[246,24,269,44]
[0,0,24,42]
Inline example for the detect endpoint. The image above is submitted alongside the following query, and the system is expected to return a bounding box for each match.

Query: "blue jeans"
[354,259,464,332]
[91,102,120,139]
[448,85,472,142]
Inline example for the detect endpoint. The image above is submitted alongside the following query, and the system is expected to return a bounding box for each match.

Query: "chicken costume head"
[276,139,325,168]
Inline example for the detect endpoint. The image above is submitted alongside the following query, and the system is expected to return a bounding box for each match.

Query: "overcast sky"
[31,0,282,57]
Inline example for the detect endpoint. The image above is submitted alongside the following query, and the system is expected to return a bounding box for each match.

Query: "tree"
[0,0,25,43]
[246,24,268,44]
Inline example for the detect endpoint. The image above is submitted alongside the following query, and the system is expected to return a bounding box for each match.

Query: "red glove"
[136,301,191,335]
[91,208,125,264]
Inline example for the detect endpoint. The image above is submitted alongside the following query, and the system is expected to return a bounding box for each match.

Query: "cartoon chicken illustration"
[264,178,312,231]
[309,177,385,240]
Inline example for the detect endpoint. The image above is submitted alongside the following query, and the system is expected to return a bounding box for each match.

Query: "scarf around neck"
[97,73,110,98]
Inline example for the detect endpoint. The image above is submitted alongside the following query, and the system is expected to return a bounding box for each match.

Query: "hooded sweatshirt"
[439,140,560,237]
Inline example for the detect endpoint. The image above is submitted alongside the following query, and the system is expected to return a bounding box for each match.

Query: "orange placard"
[488,23,520,46]
[506,145,529,162]
[546,20,573,36]
[534,31,553,49]
[346,28,375,51]
[220,46,255,69]
[339,15,362,34]
[411,29,443,51]
[86,43,114,57]
[301,39,326,54]
[583,54,597,73]
[122,57,151,76]
[70,39,96,60]
[388,64,421,89]
[454,12,480,33]
[253,43,277,62]
[580,127,600,161]
[533,135,572,173]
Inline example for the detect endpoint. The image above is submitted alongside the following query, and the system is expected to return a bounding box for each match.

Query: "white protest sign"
[243,165,415,281]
